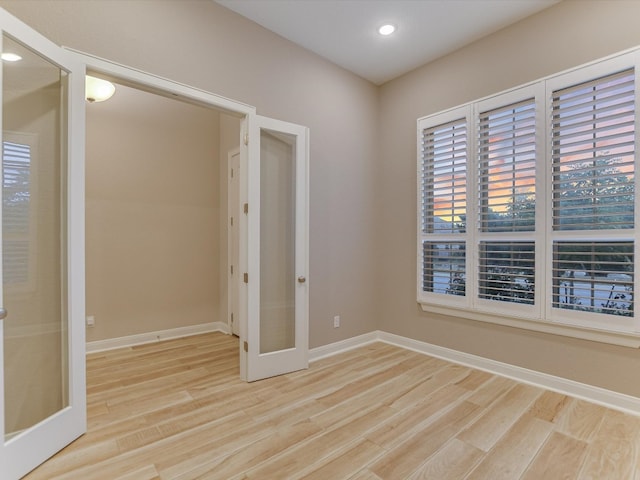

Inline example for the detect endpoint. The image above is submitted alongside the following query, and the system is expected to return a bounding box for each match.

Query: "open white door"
[241,114,309,382]
[0,9,86,479]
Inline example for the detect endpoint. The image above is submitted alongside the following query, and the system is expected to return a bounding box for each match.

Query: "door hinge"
[244,272,248,283]
[244,341,248,352]
[231,312,234,323]
[243,132,249,146]
[243,203,248,214]
[230,265,233,274]
[230,216,234,226]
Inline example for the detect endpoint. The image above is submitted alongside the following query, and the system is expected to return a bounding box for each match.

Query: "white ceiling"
[215,0,560,85]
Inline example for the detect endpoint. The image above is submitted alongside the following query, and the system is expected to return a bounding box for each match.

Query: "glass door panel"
[260,129,296,354]
[2,33,68,441]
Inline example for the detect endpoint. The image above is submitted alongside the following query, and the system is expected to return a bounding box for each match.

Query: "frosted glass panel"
[3,34,68,439]
[260,129,296,354]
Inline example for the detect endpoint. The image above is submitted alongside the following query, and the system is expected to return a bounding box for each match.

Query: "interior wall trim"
[308,331,379,362]
[85,322,229,353]
[310,330,640,416]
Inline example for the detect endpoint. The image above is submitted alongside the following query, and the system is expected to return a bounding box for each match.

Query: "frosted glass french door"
[0,8,86,479]
[244,115,309,382]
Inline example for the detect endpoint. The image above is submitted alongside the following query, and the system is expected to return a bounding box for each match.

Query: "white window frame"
[416,105,472,310]
[417,47,640,347]
[544,54,640,334]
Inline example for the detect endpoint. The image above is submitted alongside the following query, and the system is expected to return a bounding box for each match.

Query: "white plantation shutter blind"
[419,113,468,298]
[422,241,466,295]
[552,241,633,315]
[552,69,635,231]
[421,118,467,234]
[476,93,539,307]
[550,69,635,319]
[479,241,535,305]
[3,140,31,285]
[479,99,536,232]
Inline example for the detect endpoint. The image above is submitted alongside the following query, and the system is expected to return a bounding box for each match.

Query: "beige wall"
[377,0,640,397]
[1,0,380,347]
[85,83,220,340]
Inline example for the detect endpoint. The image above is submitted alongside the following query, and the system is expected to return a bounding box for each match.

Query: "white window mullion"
[634,63,640,332]
[544,78,555,323]
[468,103,479,311]
[534,81,548,320]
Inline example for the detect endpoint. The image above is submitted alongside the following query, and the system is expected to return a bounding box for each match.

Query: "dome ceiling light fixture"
[1,52,22,62]
[85,75,116,103]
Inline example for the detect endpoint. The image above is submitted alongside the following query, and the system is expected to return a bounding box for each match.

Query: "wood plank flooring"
[22,332,640,479]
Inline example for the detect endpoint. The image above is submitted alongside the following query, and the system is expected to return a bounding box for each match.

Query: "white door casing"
[66,54,310,380]
[228,148,240,336]
[66,50,258,388]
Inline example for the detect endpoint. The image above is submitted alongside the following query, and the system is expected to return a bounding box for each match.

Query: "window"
[418,50,640,338]
[477,94,539,311]
[550,69,635,325]
[3,134,36,291]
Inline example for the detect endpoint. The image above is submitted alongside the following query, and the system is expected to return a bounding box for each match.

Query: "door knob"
[0,308,7,320]
[297,276,306,283]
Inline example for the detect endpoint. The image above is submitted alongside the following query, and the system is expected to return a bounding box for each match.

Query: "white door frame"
[67,50,311,381]
[68,50,309,381]
[66,49,256,371]
[66,48,257,120]
[227,148,241,336]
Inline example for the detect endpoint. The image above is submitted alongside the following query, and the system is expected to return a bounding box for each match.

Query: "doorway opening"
[84,78,242,347]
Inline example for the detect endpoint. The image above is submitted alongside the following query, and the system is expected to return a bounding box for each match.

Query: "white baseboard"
[86,321,229,353]
[311,330,640,416]
[309,331,379,362]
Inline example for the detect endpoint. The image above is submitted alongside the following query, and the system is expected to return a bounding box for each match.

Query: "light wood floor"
[22,332,640,479]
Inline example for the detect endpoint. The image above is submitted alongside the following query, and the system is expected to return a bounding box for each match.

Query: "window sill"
[419,301,640,348]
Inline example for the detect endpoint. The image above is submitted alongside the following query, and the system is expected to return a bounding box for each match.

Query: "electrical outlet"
[86,315,95,327]
[333,315,340,328]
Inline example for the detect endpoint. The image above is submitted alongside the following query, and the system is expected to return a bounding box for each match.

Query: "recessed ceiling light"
[378,24,396,36]
[1,53,22,62]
